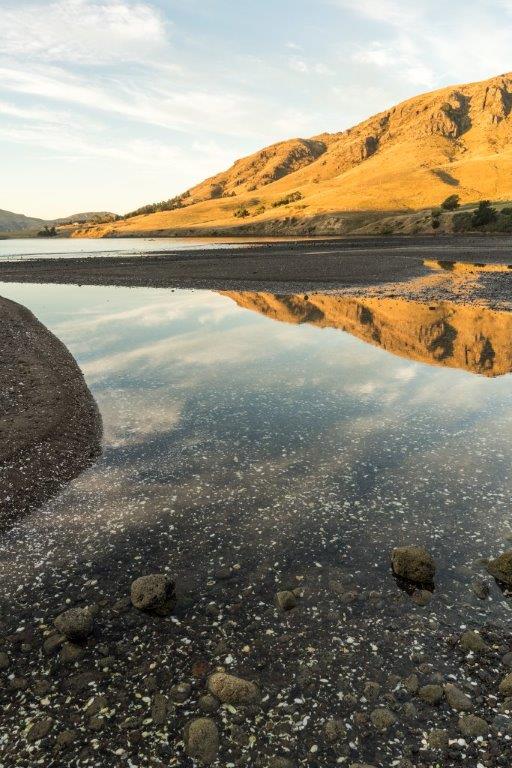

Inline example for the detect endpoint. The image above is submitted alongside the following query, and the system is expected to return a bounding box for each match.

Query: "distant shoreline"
[1,235,512,307]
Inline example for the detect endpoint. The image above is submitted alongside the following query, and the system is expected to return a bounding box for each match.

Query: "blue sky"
[1,0,512,218]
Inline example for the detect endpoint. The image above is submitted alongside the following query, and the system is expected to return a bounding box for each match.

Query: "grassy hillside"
[75,72,512,238]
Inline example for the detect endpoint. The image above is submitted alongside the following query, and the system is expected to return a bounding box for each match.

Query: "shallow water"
[0,235,313,261]
[2,282,512,765]
[0,283,511,619]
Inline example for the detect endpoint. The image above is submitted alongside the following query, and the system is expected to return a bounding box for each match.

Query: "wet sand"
[0,296,102,528]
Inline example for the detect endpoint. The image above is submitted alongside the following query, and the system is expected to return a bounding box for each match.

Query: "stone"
[184,718,219,763]
[130,574,176,615]
[276,591,298,611]
[54,606,94,642]
[350,763,377,768]
[323,718,347,743]
[198,694,220,714]
[60,642,84,664]
[207,672,260,705]
[269,760,296,768]
[403,674,419,694]
[411,589,432,606]
[459,713,488,737]
[27,717,54,742]
[471,579,490,600]
[499,673,512,696]
[487,552,512,585]
[460,630,489,653]
[419,684,444,705]
[151,693,168,725]
[444,683,472,712]
[391,546,435,584]
[502,652,512,667]
[370,707,397,730]
[428,729,449,751]
[170,682,191,703]
[84,695,108,717]
[43,633,65,656]
[363,681,381,701]
[54,729,76,752]
[0,651,9,670]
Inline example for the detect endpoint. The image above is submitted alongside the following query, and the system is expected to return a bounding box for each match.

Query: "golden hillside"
[223,292,512,377]
[77,72,512,238]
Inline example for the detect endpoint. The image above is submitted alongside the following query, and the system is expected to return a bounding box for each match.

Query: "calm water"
[0,236,300,261]
[0,282,511,626]
[2,281,512,766]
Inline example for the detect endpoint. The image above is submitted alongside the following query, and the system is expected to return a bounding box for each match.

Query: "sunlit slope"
[223,292,512,377]
[79,73,512,237]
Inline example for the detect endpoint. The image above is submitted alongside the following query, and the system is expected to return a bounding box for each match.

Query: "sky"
[1,0,512,219]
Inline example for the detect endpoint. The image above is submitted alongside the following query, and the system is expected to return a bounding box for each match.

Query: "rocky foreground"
[2,546,512,767]
[0,296,102,528]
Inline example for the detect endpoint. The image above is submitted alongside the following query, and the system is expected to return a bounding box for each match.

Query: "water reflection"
[223,291,512,377]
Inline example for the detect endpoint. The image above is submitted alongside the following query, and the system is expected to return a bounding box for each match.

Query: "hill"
[0,209,45,233]
[75,72,512,238]
[0,210,117,236]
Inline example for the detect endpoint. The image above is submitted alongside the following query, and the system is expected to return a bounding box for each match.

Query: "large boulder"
[207,672,260,705]
[130,574,176,615]
[184,718,219,763]
[54,607,94,642]
[487,552,512,586]
[391,546,435,584]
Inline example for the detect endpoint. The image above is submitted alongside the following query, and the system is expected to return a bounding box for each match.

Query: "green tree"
[441,194,460,211]
[472,200,497,228]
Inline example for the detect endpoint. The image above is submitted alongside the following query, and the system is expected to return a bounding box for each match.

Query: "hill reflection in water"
[223,292,512,377]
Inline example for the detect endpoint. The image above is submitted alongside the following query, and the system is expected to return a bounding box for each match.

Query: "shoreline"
[1,235,512,307]
[0,296,102,529]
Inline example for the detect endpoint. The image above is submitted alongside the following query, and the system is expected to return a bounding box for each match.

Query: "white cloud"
[0,0,168,64]
[332,0,421,27]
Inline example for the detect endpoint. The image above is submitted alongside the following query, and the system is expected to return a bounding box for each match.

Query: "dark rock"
[471,579,490,600]
[43,633,65,656]
[0,651,9,670]
[207,672,259,704]
[391,546,435,584]
[27,717,54,742]
[198,694,220,714]
[459,713,488,737]
[487,552,512,585]
[151,693,169,725]
[184,718,219,763]
[459,630,489,653]
[499,673,512,696]
[130,574,176,615]
[323,718,347,743]
[370,707,397,730]
[428,729,449,750]
[276,591,298,611]
[54,606,94,641]
[54,729,77,752]
[419,684,444,705]
[170,682,191,703]
[445,683,472,712]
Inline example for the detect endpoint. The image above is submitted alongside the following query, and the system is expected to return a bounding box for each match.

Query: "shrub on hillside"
[233,206,250,219]
[472,200,497,227]
[271,191,304,208]
[494,215,512,233]
[441,194,460,211]
[452,212,473,232]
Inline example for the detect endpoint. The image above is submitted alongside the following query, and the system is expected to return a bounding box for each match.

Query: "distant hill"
[0,209,45,233]
[76,71,512,238]
[0,209,117,235]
